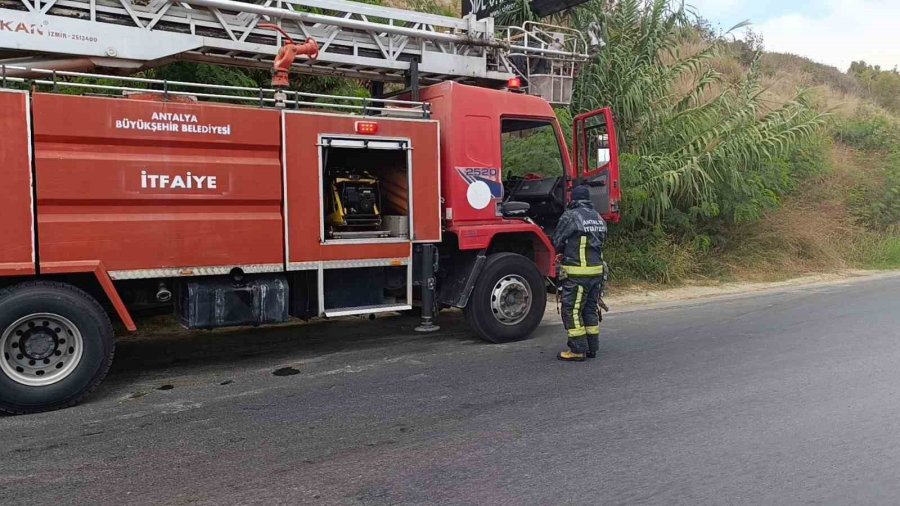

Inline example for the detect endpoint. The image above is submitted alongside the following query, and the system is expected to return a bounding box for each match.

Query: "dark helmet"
[572,184,591,202]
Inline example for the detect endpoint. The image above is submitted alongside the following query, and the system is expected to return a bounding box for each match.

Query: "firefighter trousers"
[560,276,602,354]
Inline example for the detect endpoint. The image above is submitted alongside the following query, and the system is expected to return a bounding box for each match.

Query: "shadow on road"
[107,310,478,381]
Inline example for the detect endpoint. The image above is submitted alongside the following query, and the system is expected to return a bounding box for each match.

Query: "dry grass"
[720,51,900,280]
[717,143,879,281]
[757,52,870,117]
[760,52,862,95]
[703,48,900,281]
[611,139,895,288]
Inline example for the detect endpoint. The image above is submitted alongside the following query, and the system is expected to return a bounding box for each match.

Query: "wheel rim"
[489,274,533,326]
[0,313,84,387]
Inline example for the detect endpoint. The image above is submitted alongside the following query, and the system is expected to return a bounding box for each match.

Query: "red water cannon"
[259,23,319,88]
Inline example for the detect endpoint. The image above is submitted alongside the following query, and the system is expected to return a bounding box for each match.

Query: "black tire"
[0,281,114,414]
[464,252,547,343]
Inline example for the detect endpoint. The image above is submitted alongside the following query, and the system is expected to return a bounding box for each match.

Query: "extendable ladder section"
[0,0,588,90]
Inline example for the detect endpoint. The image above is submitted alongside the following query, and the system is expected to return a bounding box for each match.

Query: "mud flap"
[437,250,486,308]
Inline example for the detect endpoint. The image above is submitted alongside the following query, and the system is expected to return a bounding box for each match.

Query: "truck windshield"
[501,119,565,179]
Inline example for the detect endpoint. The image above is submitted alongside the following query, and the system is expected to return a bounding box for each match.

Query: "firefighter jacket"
[551,200,607,277]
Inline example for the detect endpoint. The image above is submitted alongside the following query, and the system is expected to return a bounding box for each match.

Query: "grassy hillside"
[560,2,900,285]
[668,51,900,283]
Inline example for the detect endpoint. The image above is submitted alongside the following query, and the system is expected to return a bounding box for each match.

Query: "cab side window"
[501,119,565,179]
[581,114,611,172]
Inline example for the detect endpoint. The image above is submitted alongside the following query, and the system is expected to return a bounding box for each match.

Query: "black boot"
[587,335,600,359]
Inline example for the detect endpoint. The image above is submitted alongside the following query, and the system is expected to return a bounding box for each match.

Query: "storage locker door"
[0,90,35,276]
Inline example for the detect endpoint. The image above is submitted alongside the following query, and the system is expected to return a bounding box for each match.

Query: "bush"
[570,0,826,236]
[849,61,900,114]
[853,151,900,230]
[835,107,900,230]
[852,235,900,269]
[836,106,898,151]
[604,230,699,284]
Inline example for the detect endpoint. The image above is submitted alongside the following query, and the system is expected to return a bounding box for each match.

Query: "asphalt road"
[3,275,900,505]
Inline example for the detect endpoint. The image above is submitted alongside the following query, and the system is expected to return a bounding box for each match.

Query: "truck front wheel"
[0,281,114,414]
[464,253,546,343]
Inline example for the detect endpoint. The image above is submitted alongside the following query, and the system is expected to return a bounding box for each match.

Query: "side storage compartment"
[322,265,410,317]
[289,270,319,320]
[282,112,441,267]
[176,276,289,329]
[281,112,438,318]
[321,138,411,242]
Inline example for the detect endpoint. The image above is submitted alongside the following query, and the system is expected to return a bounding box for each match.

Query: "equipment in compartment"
[382,215,410,238]
[176,275,289,329]
[327,170,383,229]
[321,139,412,241]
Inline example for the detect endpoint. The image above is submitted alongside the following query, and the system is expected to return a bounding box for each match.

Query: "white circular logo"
[467,180,493,210]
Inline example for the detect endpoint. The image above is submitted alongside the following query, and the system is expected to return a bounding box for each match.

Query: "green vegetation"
[562,0,832,282]
[501,110,572,179]
[839,108,900,231]
[573,0,825,232]
[497,0,900,284]
[502,124,566,179]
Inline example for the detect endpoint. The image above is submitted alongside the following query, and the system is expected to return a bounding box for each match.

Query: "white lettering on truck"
[141,171,218,190]
[115,111,232,136]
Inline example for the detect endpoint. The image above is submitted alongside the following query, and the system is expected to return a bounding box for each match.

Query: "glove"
[555,254,567,281]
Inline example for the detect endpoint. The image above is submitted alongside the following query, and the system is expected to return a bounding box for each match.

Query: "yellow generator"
[326,171,384,236]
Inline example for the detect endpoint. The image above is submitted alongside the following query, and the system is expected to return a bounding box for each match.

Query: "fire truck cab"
[422,82,620,339]
[425,81,620,255]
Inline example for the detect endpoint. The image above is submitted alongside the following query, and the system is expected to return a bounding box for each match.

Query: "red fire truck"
[0,0,620,413]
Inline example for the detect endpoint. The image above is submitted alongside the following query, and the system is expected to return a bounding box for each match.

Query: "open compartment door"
[573,108,621,224]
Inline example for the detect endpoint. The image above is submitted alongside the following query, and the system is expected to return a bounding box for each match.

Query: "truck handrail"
[0,65,431,117]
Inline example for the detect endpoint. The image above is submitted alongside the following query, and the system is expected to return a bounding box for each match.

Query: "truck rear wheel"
[464,253,546,343]
[0,281,114,414]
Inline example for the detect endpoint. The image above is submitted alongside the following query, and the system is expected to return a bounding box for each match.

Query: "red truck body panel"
[0,90,35,277]
[0,81,614,326]
[18,93,441,282]
[31,93,285,276]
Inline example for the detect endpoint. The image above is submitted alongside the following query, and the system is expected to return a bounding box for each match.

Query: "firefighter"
[552,184,608,362]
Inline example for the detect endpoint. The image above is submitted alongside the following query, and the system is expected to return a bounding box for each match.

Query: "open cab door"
[573,108,621,223]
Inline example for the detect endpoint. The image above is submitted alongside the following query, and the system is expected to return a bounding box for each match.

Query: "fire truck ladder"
[0,0,589,101]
